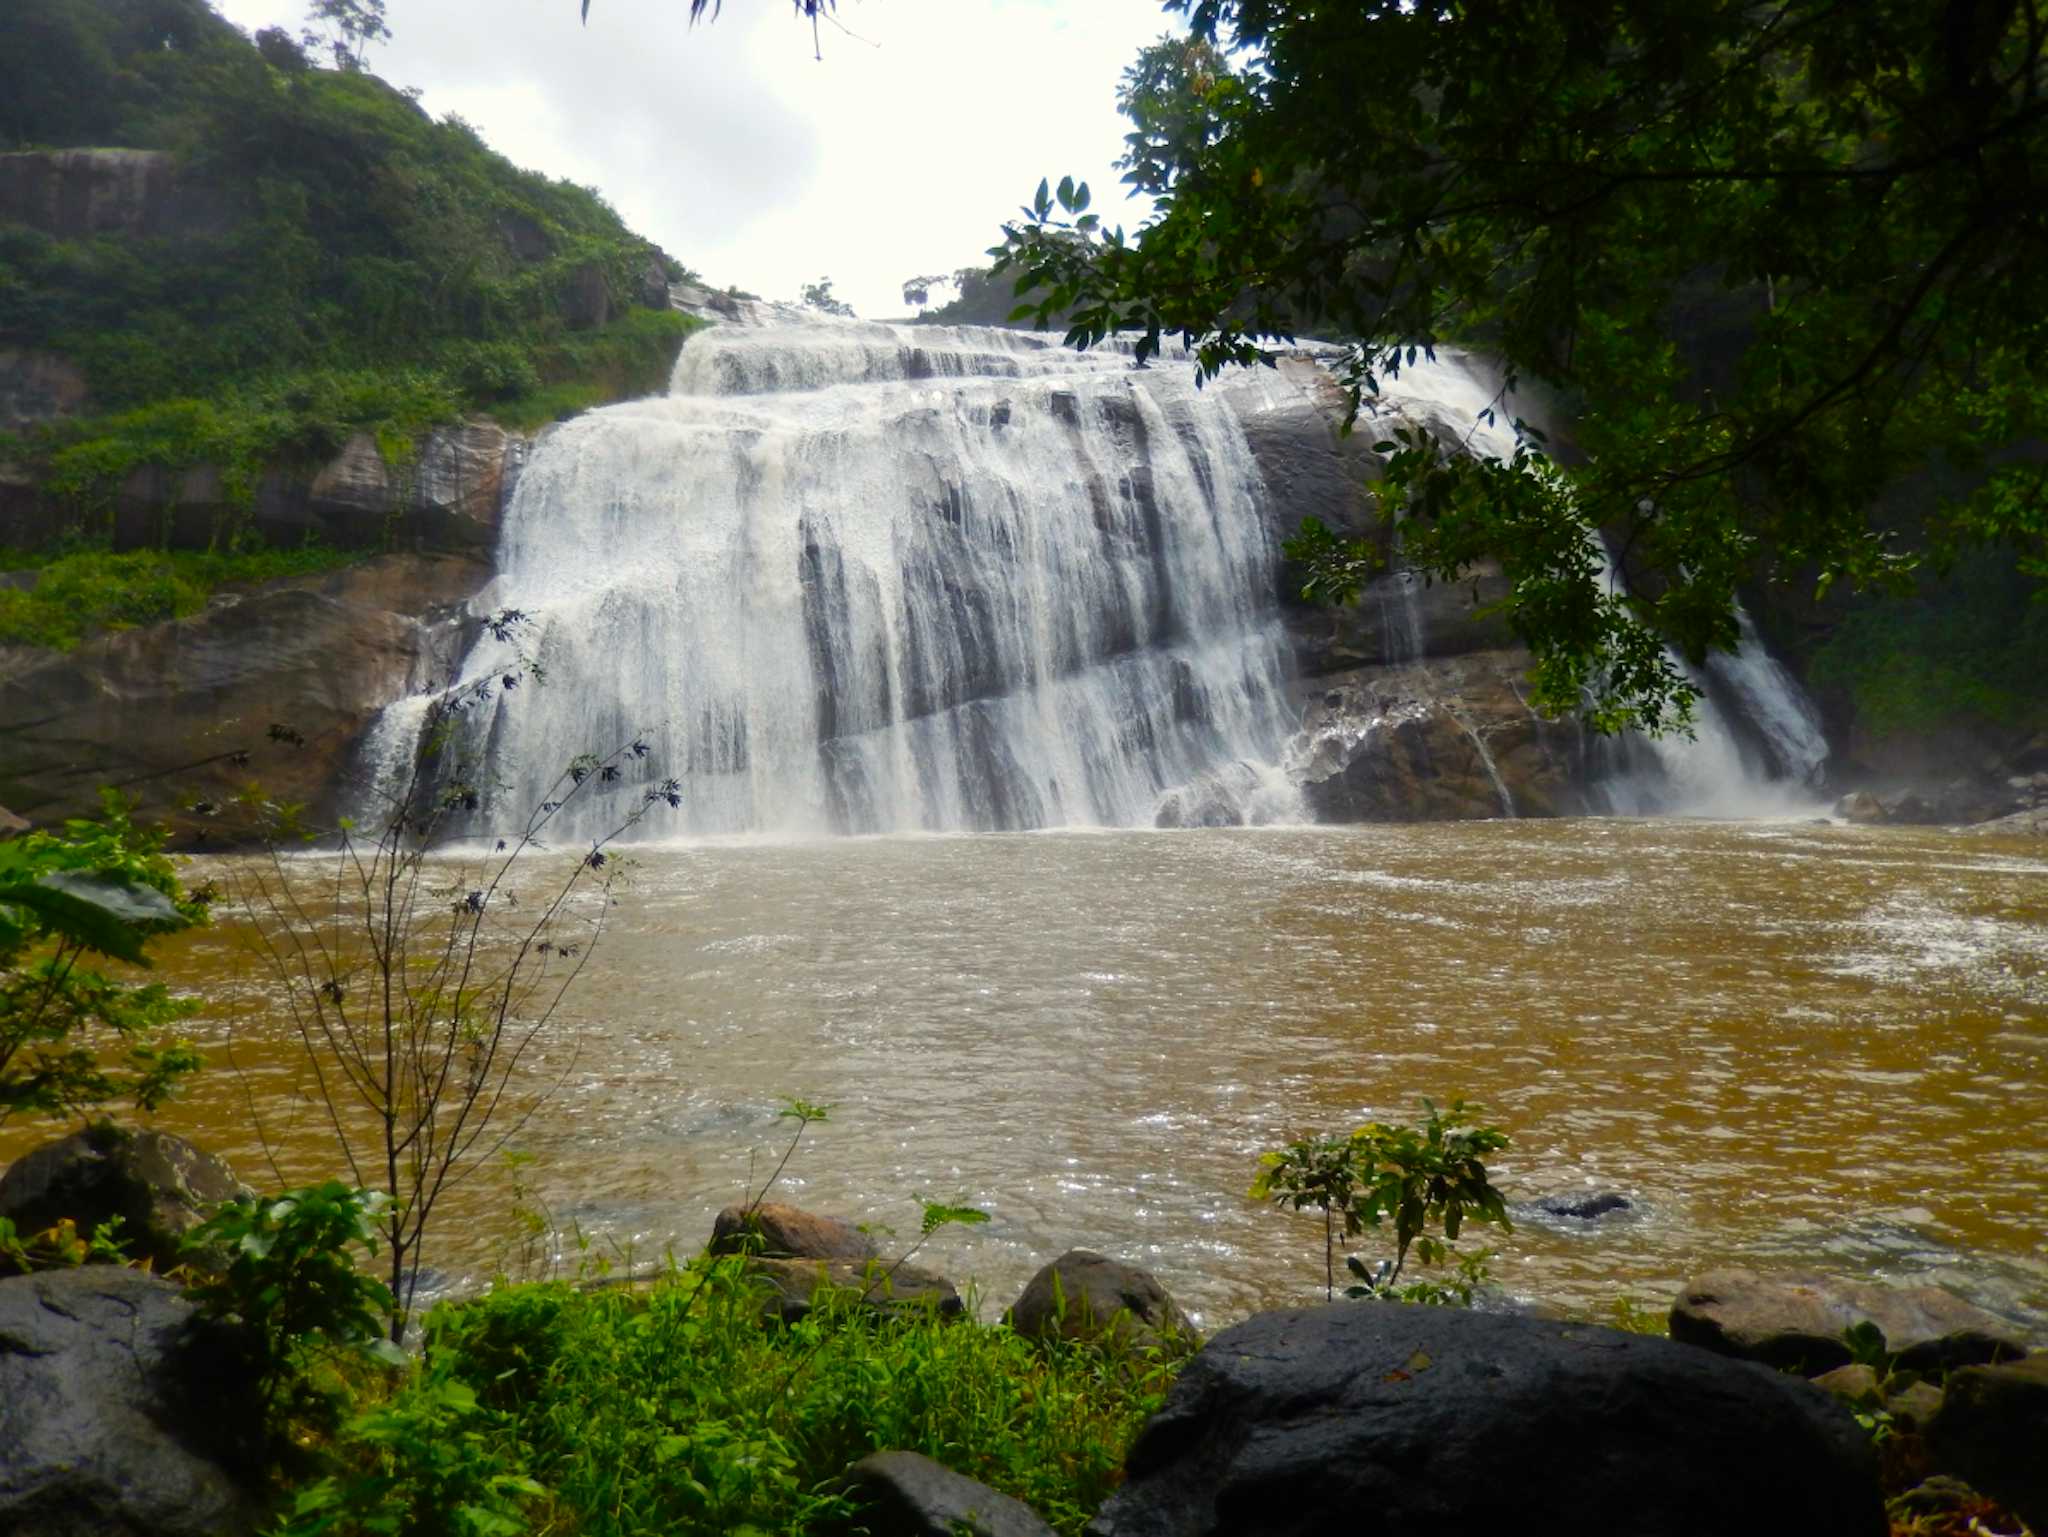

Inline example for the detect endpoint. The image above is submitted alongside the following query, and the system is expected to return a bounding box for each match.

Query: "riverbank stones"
[1670,1268,2030,1373]
[1926,1352,2048,1532]
[0,1267,261,1537]
[743,1256,961,1325]
[1008,1250,1193,1353]
[708,1200,879,1261]
[1087,1304,1882,1536]
[845,1450,1056,1537]
[0,1125,251,1270]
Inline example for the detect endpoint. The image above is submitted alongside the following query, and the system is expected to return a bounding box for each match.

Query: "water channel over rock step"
[426,304,1301,838]
[39,820,2044,1333]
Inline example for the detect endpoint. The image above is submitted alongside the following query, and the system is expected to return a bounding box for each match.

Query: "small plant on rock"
[1251,1097,1512,1303]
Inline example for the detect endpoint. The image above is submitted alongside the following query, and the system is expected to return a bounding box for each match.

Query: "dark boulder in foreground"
[0,1125,251,1270]
[1670,1268,2031,1374]
[1087,1303,1882,1537]
[845,1450,1055,1537]
[0,1267,261,1537]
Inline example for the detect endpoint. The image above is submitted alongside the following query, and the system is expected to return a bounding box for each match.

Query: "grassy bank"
[280,1259,1174,1537]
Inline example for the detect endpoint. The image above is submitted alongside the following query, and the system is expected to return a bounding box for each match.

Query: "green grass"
[0,541,361,650]
[282,1258,1177,1537]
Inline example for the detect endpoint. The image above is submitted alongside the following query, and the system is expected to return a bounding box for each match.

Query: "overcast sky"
[206,0,1181,319]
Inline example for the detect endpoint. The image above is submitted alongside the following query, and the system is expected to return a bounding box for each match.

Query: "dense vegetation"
[0,540,360,649]
[0,0,697,546]
[273,1264,1172,1536]
[992,1,2048,744]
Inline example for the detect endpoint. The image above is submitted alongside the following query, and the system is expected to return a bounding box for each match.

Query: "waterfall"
[1353,349,1831,815]
[437,303,1301,839]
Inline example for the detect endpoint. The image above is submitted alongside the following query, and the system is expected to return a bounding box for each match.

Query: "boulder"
[1285,655,1595,822]
[708,1201,879,1262]
[409,420,513,548]
[0,1267,261,1537]
[1669,1268,2031,1374]
[1088,1304,1883,1537]
[743,1257,962,1325]
[307,432,397,532]
[1833,790,1887,824]
[1008,1250,1192,1353]
[1810,1363,1881,1403]
[0,1126,251,1270]
[1926,1352,2048,1533]
[1885,1379,1944,1430]
[844,1450,1055,1537]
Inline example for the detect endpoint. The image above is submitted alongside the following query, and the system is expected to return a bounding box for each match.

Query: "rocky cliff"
[1216,354,1602,822]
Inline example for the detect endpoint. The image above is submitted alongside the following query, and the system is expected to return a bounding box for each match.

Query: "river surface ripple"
[15,818,2044,1332]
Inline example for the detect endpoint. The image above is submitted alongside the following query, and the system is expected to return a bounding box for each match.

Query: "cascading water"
[430,302,1302,839]
[1347,348,1832,815]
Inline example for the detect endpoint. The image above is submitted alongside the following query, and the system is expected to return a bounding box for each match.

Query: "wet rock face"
[1669,1268,2033,1375]
[1284,654,1597,822]
[0,552,489,838]
[0,1268,263,1537]
[1088,1303,1884,1537]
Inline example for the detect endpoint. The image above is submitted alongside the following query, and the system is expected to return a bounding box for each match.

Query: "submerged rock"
[708,1201,879,1262]
[1533,1191,1632,1220]
[1087,1303,1882,1536]
[0,1268,261,1537]
[1669,1268,2031,1374]
[845,1450,1055,1537]
[0,1126,250,1270]
[1008,1250,1192,1353]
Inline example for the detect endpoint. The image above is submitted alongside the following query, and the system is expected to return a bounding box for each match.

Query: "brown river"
[9,817,2045,1331]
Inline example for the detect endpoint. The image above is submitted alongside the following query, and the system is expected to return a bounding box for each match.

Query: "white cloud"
[207,0,1180,317]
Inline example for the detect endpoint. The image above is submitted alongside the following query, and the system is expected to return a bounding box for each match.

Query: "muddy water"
[10,819,2044,1331]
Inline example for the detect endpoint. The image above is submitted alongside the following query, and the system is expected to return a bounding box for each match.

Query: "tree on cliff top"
[993,2,2048,733]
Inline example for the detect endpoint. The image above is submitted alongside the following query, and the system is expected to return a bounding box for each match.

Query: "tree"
[300,0,388,73]
[900,273,949,314]
[800,275,856,317]
[995,2,2048,734]
[0,793,205,1128]
[224,612,683,1339]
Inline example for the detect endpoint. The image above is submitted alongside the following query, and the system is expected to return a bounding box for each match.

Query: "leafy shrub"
[0,791,205,1127]
[184,1182,405,1416]
[1251,1097,1512,1301]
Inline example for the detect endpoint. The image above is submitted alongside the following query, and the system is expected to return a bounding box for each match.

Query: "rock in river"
[1087,1303,1882,1537]
[1670,1268,2031,1374]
